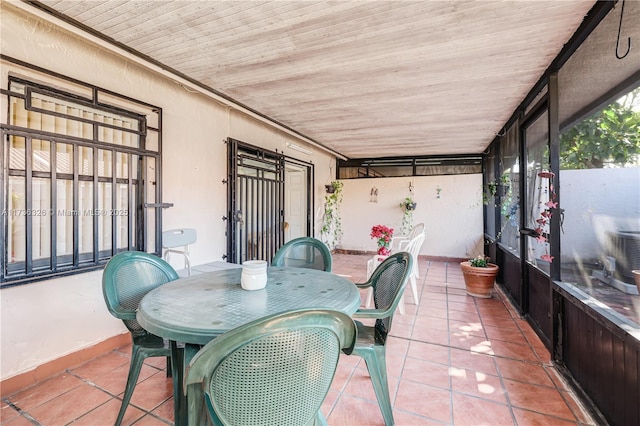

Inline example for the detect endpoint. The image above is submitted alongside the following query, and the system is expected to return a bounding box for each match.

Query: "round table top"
[137,266,361,345]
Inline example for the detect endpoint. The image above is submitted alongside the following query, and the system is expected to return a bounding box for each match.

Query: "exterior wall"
[338,174,484,258]
[0,5,333,380]
[560,167,640,262]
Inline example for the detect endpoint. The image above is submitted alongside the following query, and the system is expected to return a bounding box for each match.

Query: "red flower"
[371,225,394,253]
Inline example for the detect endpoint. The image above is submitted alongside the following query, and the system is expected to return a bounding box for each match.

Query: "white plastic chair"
[391,223,425,251]
[365,232,426,314]
[399,232,426,313]
[162,228,197,276]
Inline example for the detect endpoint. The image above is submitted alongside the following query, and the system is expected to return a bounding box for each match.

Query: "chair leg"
[398,294,406,315]
[359,347,394,426]
[410,274,419,306]
[116,344,146,426]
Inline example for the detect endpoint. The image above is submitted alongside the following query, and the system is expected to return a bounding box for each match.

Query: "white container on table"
[241,260,268,290]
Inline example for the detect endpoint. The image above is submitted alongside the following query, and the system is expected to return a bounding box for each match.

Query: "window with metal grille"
[1,70,162,287]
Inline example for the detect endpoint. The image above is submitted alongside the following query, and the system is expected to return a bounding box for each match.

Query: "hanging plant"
[320,180,343,250]
[399,196,416,235]
[325,184,336,194]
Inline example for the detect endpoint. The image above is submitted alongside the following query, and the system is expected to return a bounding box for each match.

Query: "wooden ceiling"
[34,1,596,159]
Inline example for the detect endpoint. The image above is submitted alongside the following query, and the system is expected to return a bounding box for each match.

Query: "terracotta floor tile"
[394,380,452,423]
[411,327,450,346]
[448,310,482,323]
[133,413,173,425]
[69,350,131,379]
[449,332,493,354]
[151,397,175,423]
[349,366,400,401]
[401,357,451,389]
[71,397,146,425]
[385,352,408,378]
[481,314,521,329]
[0,413,34,426]
[331,361,358,392]
[451,392,514,425]
[128,371,173,412]
[144,355,171,371]
[25,383,111,424]
[483,324,527,343]
[416,306,449,320]
[490,339,539,362]
[406,340,449,365]
[327,393,386,426]
[450,370,507,404]
[90,362,161,396]
[392,409,444,425]
[7,373,85,410]
[1,402,19,423]
[449,348,498,377]
[494,358,555,387]
[503,378,576,421]
[414,315,449,331]
[391,321,414,339]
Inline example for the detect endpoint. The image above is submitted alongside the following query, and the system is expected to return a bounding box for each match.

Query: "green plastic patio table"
[137,265,361,425]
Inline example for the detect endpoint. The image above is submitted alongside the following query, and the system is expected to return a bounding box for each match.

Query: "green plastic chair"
[184,309,357,426]
[271,237,333,272]
[352,252,413,426]
[102,251,179,426]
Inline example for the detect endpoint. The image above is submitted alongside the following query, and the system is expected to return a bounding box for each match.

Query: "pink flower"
[545,200,558,209]
[536,235,547,244]
[541,254,554,262]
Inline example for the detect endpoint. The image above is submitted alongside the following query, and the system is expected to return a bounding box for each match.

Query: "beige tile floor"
[1,254,597,425]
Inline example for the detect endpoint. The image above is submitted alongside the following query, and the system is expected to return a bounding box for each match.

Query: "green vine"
[399,196,416,235]
[320,180,343,250]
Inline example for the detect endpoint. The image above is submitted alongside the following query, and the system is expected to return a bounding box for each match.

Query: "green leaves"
[560,88,640,169]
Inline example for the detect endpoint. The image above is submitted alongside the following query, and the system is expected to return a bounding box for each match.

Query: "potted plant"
[460,255,499,298]
[325,183,337,194]
[320,180,343,250]
[400,196,417,211]
[399,196,416,235]
[370,224,394,257]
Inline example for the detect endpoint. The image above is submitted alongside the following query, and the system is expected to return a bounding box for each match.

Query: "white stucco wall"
[560,167,640,262]
[0,4,334,380]
[338,175,484,258]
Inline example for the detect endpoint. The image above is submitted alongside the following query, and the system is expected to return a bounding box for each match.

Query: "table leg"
[170,341,187,425]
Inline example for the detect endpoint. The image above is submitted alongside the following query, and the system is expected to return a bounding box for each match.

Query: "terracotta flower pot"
[460,261,499,298]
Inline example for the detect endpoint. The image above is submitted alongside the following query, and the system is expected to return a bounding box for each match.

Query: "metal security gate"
[226,138,285,264]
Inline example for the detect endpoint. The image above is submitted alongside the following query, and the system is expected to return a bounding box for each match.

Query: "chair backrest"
[102,251,179,334]
[185,309,356,426]
[271,237,332,272]
[404,233,426,276]
[368,252,413,343]
[407,223,425,240]
[162,228,197,249]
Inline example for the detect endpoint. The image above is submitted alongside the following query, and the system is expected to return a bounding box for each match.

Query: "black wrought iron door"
[226,139,285,264]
